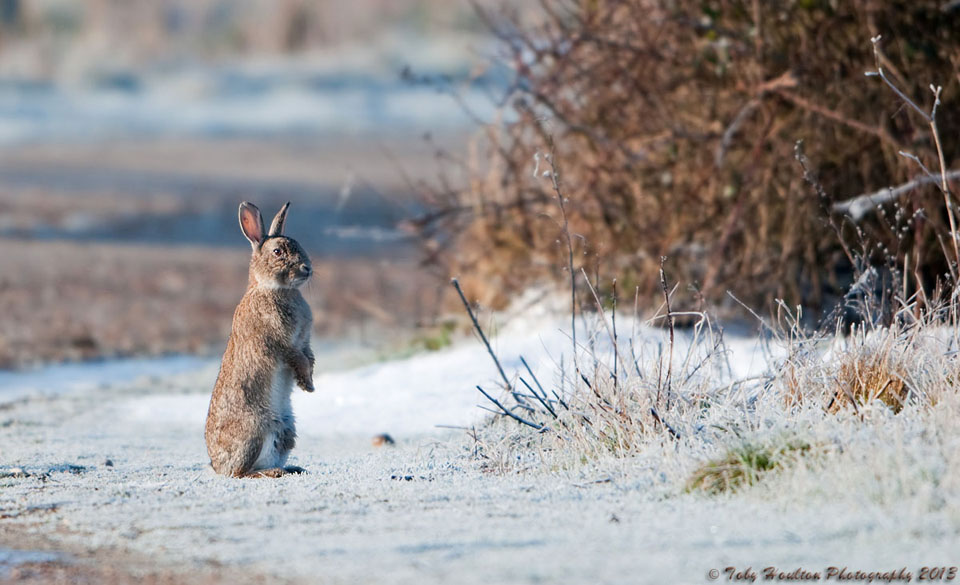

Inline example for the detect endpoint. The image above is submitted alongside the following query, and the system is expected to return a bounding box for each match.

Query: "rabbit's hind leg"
[279,418,297,453]
[273,422,306,474]
[209,429,264,478]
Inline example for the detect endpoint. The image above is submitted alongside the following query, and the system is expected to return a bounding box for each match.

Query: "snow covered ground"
[1,306,958,584]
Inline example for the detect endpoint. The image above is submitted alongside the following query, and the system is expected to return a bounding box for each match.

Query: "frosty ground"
[1,307,959,585]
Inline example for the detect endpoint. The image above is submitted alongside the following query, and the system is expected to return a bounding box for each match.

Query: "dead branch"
[833,170,960,222]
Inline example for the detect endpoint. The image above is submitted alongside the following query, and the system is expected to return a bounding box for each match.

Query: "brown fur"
[205,202,314,478]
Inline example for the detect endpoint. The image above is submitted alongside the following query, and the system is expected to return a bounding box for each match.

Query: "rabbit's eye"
[272,248,283,257]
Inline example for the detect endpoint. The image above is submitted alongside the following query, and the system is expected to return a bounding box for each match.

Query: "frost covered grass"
[685,437,817,495]
[458,280,960,522]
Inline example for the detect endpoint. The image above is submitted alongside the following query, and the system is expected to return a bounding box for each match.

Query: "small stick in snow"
[539,145,579,376]
[451,278,531,408]
[579,268,631,387]
[612,278,618,391]
[476,386,544,430]
[649,407,680,440]
[658,257,675,410]
[551,389,568,410]
[521,355,568,410]
[518,376,557,418]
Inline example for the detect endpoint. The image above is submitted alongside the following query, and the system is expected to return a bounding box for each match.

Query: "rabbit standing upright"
[205,201,315,478]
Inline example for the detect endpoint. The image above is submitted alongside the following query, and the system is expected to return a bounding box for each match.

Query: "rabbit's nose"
[299,264,312,276]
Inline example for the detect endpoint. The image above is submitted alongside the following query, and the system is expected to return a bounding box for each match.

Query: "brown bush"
[412,0,960,314]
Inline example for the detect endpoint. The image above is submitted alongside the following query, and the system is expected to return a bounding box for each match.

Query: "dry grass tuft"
[779,309,960,417]
[829,333,910,414]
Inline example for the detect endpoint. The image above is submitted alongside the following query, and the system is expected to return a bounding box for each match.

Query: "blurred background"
[3,1,960,370]
[0,0,513,368]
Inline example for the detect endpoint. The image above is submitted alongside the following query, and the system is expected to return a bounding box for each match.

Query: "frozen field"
[1,308,959,584]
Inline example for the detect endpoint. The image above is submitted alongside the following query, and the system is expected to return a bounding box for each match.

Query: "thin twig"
[649,407,680,440]
[580,267,631,381]
[521,355,568,410]
[866,36,929,121]
[476,386,544,430]
[658,257,675,409]
[630,285,644,378]
[612,278,618,391]
[795,140,858,270]
[775,90,895,147]
[451,278,530,407]
[541,146,578,373]
[513,388,562,405]
[866,35,959,273]
[518,376,557,418]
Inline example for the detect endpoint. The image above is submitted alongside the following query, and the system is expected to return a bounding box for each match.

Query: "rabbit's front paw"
[297,376,315,392]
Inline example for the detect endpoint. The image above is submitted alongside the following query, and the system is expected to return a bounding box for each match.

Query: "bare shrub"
[413,1,960,313]
[445,19,960,508]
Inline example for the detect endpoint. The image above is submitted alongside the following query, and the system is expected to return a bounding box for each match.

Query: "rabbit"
[205,201,315,478]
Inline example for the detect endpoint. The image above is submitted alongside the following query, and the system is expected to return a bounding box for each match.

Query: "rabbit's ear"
[268,201,291,237]
[239,201,265,248]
